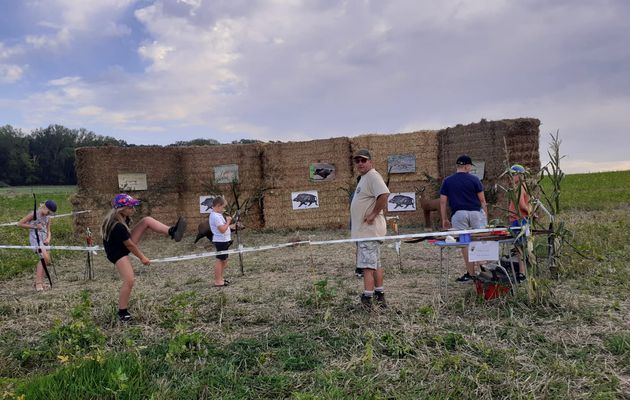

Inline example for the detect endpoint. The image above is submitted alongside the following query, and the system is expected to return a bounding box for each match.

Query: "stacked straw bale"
[73,144,266,237]
[351,130,440,227]
[74,146,182,236]
[262,137,353,229]
[177,144,265,230]
[437,118,541,220]
[73,118,540,234]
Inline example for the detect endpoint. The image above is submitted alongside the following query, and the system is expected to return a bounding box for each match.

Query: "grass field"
[0,173,629,399]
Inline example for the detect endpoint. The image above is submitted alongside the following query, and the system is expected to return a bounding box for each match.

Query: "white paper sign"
[118,173,147,191]
[468,241,499,262]
[470,160,485,180]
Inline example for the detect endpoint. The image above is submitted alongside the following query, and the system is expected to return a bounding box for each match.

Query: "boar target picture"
[309,163,336,181]
[291,191,319,209]
[199,195,217,213]
[387,192,416,211]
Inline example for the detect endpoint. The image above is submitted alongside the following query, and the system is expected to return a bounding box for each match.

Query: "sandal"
[214,280,230,287]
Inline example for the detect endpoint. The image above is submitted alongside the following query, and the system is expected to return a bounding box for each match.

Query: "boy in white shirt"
[209,196,235,287]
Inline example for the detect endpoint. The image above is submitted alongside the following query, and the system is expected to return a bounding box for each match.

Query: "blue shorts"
[509,219,528,244]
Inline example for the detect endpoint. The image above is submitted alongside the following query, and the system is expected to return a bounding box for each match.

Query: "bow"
[33,194,53,287]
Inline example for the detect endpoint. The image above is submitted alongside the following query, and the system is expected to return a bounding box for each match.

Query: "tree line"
[0,124,265,186]
[0,125,128,186]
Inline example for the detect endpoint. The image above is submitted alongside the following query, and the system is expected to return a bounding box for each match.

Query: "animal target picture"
[291,191,319,209]
[199,195,217,213]
[309,163,336,181]
[387,192,416,211]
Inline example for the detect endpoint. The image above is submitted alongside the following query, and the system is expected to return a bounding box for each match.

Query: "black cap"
[456,155,474,166]
[353,149,372,160]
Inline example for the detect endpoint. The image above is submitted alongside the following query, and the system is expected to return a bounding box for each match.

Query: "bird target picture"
[387,154,416,174]
[387,192,416,211]
[214,164,239,184]
[199,195,217,213]
[291,191,319,209]
[309,163,336,182]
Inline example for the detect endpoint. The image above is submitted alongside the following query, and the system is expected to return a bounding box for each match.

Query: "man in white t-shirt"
[350,149,390,309]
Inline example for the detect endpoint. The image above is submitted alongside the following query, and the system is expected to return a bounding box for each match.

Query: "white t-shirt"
[350,168,390,239]
[209,210,231,242]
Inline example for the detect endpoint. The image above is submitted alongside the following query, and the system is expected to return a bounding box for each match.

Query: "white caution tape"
[0,210,92,227]
[309,228,507,245]
[0,227,509,261]
[0,245,101,251]
[151,241,310,263]
[152,228,508,263]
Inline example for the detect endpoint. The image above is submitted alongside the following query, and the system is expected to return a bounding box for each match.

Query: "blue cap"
[44,200,57,213]
[510,164,526,174]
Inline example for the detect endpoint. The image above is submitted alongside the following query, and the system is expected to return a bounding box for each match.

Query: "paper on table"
[468,241,500,262]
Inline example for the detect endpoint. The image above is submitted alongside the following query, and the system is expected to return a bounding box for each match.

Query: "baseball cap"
[44,199,57,213]
[456,155,474,166]
[353,149,372,160]
[510,164,526,173]
[112,193,141,209]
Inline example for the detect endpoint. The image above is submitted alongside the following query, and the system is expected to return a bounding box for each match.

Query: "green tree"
[168,138,221,146]
[29,125,78,184]
[0,125,35,185]
[28,125,128,185]
[231,138,263,144]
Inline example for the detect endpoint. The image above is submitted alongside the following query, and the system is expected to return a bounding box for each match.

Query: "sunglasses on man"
[354,158,369,164]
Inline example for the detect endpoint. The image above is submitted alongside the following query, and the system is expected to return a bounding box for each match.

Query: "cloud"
[0,64,23,84]
[561,160,630,174]
[0,0,628,173]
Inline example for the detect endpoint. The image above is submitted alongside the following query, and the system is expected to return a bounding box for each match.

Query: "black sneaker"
[516,273,527,283]
[118,310,132,322]
[360,294,373,310]
[374,291,387,308]
[455,272,473,283]
[169,217,187,242]
[355,268,363,278]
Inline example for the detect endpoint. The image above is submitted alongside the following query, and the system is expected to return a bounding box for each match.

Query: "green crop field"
[0,173,629,399]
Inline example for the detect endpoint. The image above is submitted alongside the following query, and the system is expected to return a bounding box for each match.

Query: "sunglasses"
[354,158,369,164]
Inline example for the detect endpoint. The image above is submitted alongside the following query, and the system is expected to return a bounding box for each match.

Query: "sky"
[1,0,629,174]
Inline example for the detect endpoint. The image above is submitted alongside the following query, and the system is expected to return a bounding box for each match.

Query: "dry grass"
[1,221,629,398]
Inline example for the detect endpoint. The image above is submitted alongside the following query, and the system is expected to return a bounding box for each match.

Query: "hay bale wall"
[262,137,353,230]
[73,144,265,237]
[437,118,541,220]
[73,118,540,234]
[351,131,440,227]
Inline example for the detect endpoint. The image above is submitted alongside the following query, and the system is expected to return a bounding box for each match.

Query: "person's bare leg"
[461,248,475,275]
[363,269,375,292]
[130,217,169,243]
[116,257,135,309]
[34,249,50,289]
[214,259,226,286]
[374,268,384,288]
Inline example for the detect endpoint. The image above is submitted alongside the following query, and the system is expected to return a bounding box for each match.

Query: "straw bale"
[350,130,440,183]
[438,118,540,180]
[262,137,353,189]
[437,118,540,220]
[263,188,350,230]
